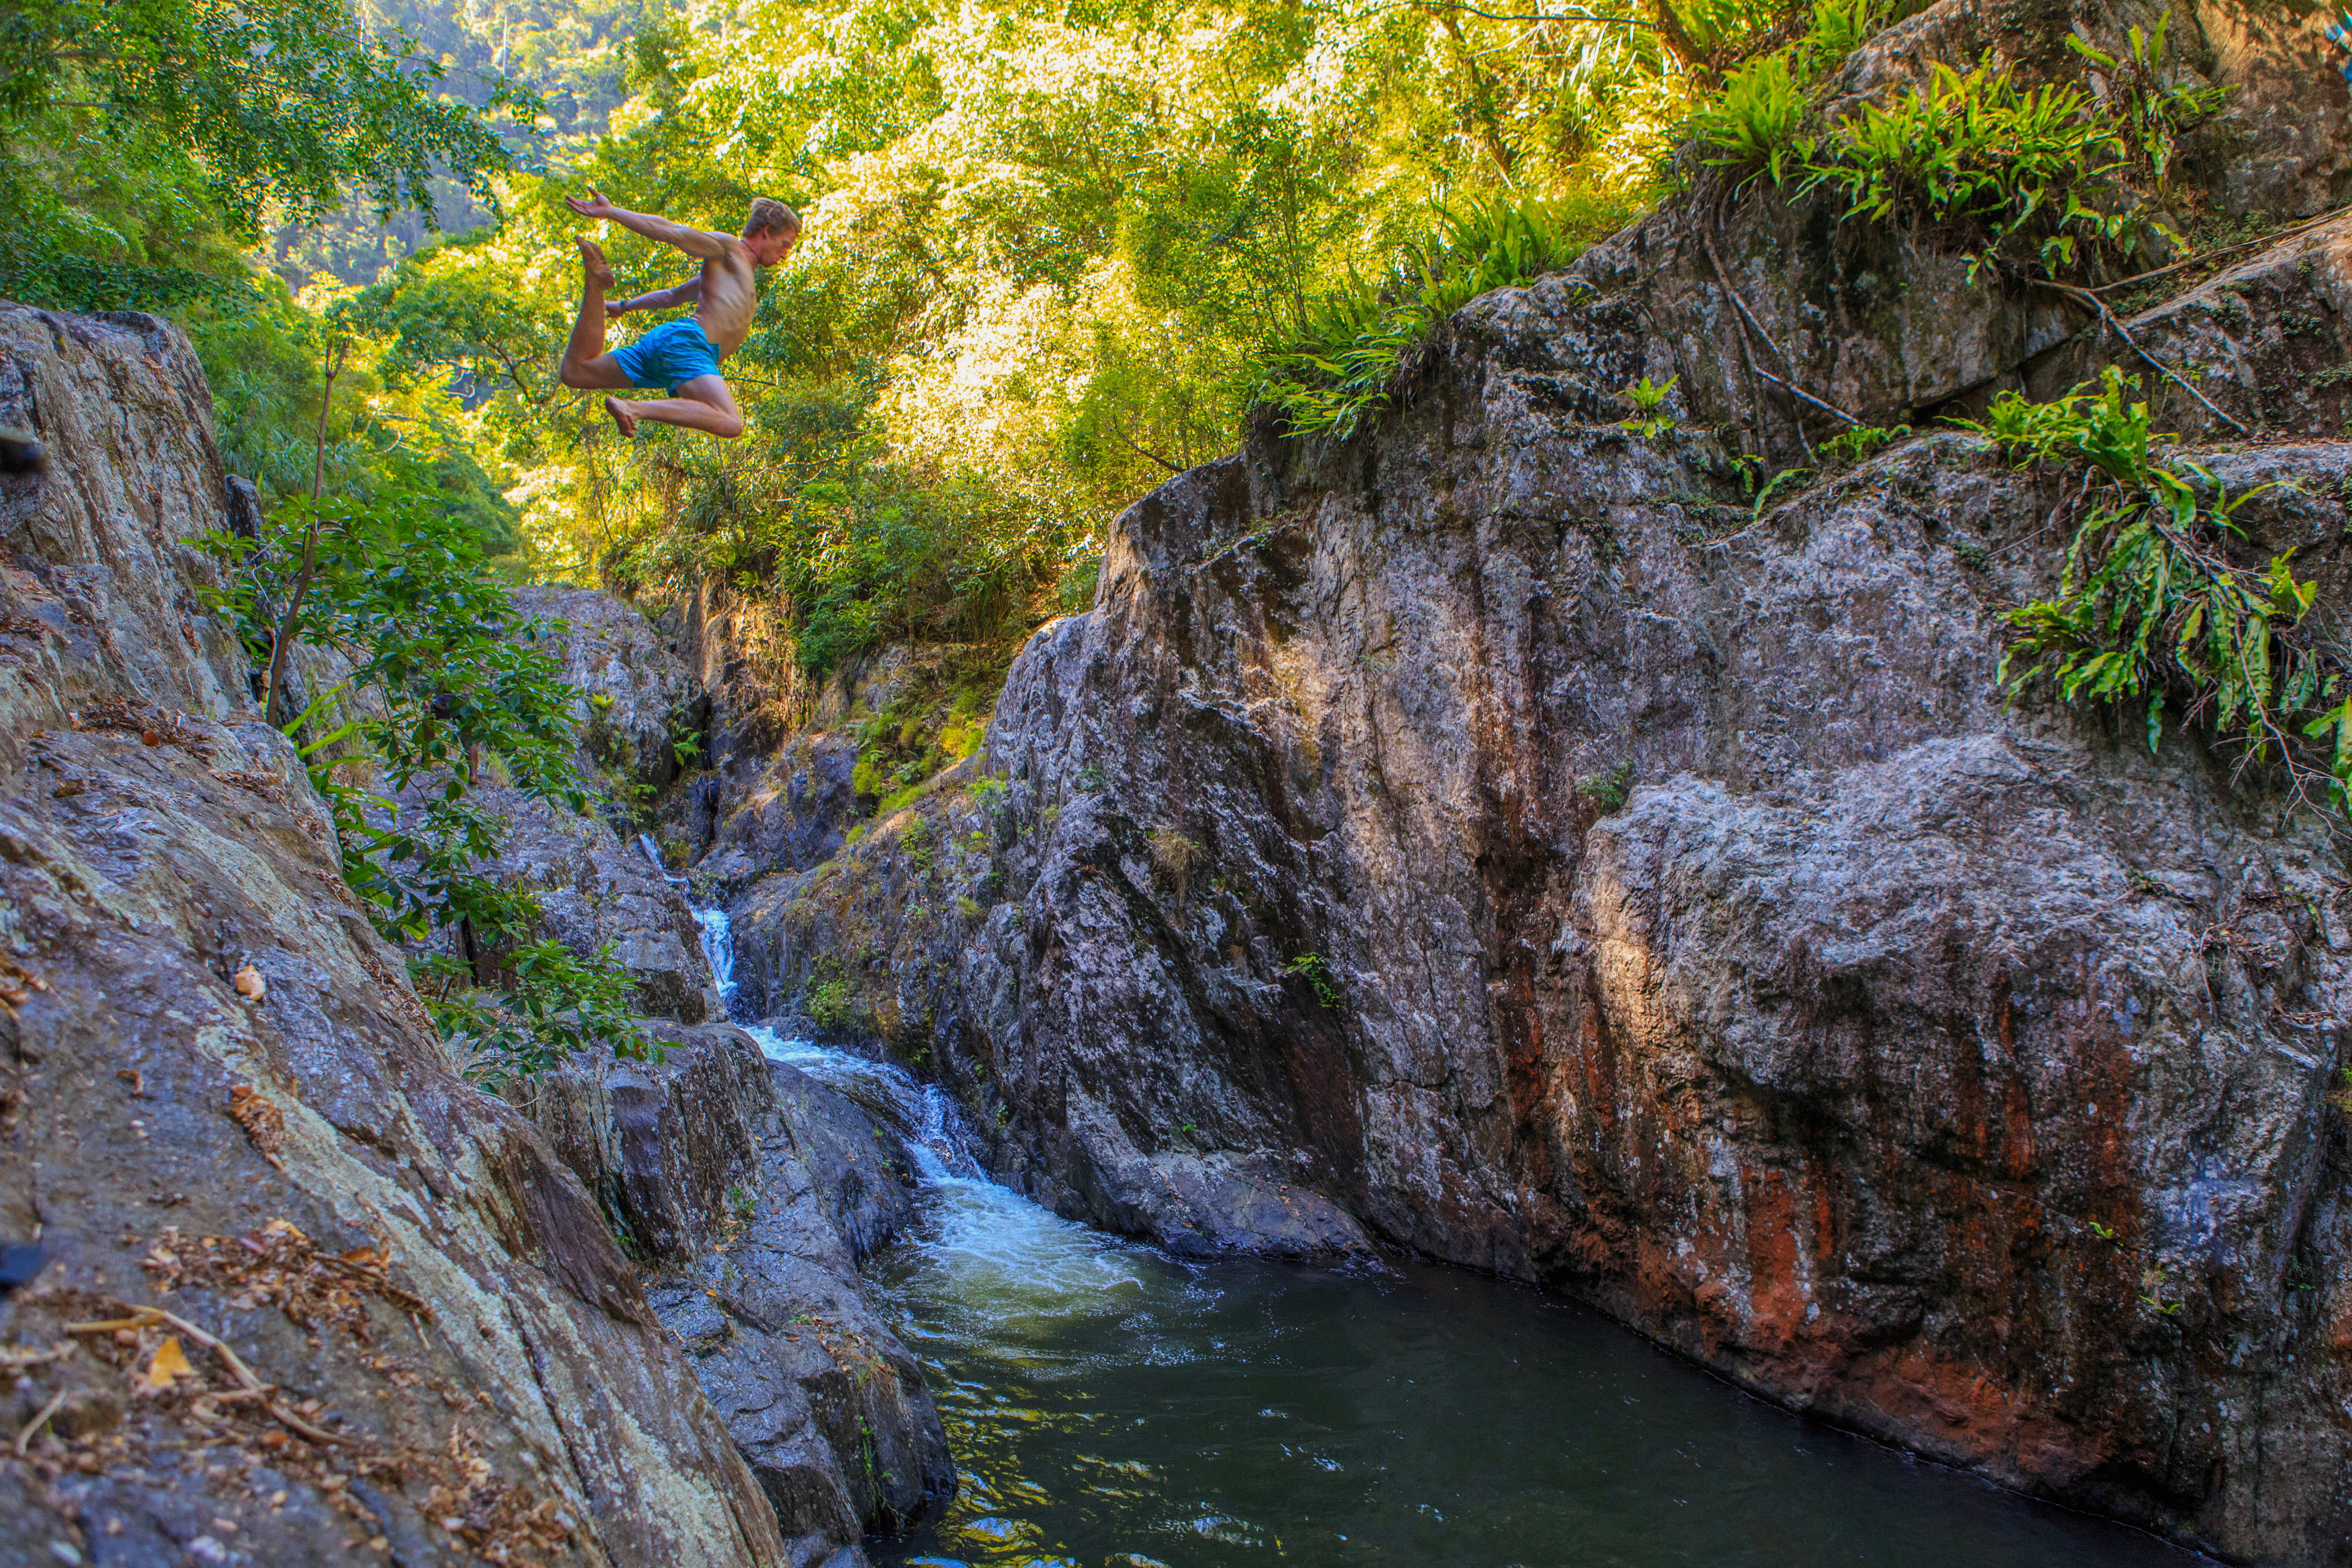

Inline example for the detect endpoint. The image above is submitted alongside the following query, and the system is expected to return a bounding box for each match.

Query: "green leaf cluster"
[1981,370,2352,812]
[349,0,1712,669]
[420,940,645,1084]
[1692,17,2226,282]
[201,452,650,1084]
[1622,374,1681,439]
[1253,192,1633,441]
[1286,952,1341,1010]
[0,0,537,310]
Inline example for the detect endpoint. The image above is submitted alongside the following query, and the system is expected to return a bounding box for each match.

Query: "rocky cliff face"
[0,302,957,1567]
[710,1,2352,1560]
[404,597,957,1560]
[0,306,799,1563]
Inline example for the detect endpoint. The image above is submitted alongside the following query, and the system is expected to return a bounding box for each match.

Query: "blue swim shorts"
[614,317,723,393]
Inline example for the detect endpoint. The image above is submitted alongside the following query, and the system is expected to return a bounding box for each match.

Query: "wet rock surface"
[514,1024,952,1564]
[517,586,709,796]
[643,1062,949,1562]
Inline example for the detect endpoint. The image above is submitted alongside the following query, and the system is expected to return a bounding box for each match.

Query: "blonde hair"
[744,197,800,239]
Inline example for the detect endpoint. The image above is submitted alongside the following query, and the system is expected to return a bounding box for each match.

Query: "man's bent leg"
[560,240,622,388]
[611,374,745,438]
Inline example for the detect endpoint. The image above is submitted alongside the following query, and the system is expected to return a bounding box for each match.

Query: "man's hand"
[606,297,632,319]
[566,187,619,220]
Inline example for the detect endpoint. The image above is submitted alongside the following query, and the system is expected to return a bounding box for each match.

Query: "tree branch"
[2035,279,2251,437]
[263,337,347,727]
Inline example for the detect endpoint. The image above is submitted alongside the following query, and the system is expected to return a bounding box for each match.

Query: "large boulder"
[515,585,710,794]
[714,21,2352,1554]
[512,1023,953,1564]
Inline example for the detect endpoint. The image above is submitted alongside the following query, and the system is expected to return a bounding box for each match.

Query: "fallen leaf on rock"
[145,1218,429,1337]
[233,965,266,1004]
[0,956,47,1014]
[117,1068,143,1095]
[144,1335,197,1391]
[227,1087,286,1170]
[50,779,84,799]
[208,769,285,802]
[75,695,215,760]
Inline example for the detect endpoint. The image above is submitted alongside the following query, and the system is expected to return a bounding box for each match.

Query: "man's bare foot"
[577,238,616,293]
[603,396,638,437]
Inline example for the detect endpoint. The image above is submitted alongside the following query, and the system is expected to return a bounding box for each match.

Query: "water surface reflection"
[873,1177,2194,1568]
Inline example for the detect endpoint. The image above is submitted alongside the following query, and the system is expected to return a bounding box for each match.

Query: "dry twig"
[13,1388,66,1456]
[65,1305,352,1446]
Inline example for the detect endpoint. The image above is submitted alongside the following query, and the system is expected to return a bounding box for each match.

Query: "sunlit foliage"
[352,0,1711,681]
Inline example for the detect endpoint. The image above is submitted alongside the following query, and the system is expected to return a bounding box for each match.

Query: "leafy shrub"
[1688,0,1884,183]
[1621,375,1681,439]
[1691,55,1811,186]
[1694,17,2225,281]
[807,978,861,1032]
[201,453,649,1083]
[1577,760,1635,811]
[1819,423,1911,466]
[1983,371,2352,810]
[1254,192,1634,441]
[425,940,643,1087]
[2063,18,2228,197]
[1810,66,2120,241]
[1669,0,1811,65]
[1801,0,1885,74]
[1286,953,1340,1009]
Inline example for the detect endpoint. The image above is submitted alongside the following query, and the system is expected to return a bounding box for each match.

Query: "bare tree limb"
[2035,278,2251,437]
[262,336,348,728]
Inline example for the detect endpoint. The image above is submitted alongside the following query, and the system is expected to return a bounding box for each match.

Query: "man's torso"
[691,245,760,356]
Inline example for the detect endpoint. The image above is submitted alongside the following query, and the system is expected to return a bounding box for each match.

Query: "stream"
[694,909,2196,1568]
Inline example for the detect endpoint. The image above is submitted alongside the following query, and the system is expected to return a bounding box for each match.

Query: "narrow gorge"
[3,0,2352,1561]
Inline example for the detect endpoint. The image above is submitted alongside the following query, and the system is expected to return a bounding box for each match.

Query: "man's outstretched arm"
[608,277,704,318]
[566,188,734,260]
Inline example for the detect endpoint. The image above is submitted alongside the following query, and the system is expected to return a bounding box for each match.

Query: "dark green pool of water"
[870,1177,2197,1568]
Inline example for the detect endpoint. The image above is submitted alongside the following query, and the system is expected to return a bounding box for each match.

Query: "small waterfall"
[694,898,981,1179]
[745,1023,983,1180]
[637,832,687,884]
[695,905,738,1016]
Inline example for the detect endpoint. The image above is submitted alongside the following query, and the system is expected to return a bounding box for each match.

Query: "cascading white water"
[744,1022,981,1179]
[637,832,687,884]
[693,900,978,1177]
[695,906,738,1013]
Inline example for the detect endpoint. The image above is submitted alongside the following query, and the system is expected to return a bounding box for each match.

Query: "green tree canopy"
[0,0,540,306]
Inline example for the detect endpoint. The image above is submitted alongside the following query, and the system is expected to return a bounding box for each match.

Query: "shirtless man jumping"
[557,190,800,439]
